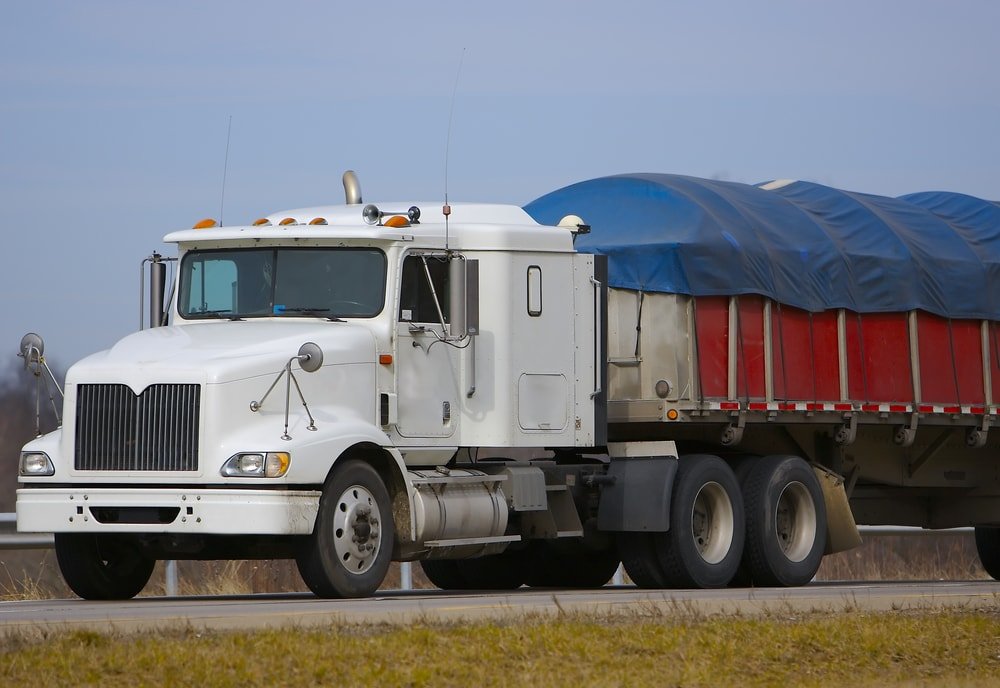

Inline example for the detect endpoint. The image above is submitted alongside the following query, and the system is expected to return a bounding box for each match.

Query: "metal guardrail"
[0,513,53,549]
[0,512,976,551]
[0,514,975,595]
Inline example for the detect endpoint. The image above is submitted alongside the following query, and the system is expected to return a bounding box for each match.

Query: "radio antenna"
[443,48,466,251]
[220,115,233,226]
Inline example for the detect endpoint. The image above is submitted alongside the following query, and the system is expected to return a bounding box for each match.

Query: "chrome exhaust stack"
[343,170,362,205]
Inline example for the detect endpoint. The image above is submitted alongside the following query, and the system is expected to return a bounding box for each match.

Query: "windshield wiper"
[277,307,343,322]
[193,309,244,321]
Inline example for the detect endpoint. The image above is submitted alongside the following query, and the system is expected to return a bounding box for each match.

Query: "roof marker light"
[193,218,218,229]
[279,217,296,226]
[384,215,409,228]
[309,217,328,225]
[252,218,271,226]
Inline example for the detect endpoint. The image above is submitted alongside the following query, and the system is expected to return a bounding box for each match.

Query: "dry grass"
[817,533,989,582]
[1,608,999,686]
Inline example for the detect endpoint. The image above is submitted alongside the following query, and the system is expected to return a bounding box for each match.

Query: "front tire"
[297,460,395,598]
[55,533,155,600]
[740,455,826,587]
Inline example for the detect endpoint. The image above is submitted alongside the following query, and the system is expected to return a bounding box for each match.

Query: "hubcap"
[332,484,382,574]
[774,481,817,563]
[690,481,735,564]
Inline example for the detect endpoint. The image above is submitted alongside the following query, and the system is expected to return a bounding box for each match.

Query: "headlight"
[20,452,55,477]
[221,452,290,478]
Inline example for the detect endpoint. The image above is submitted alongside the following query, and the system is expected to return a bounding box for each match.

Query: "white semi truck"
[16,171,1000,599]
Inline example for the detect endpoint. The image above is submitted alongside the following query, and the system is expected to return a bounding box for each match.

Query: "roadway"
[2,581,998,634]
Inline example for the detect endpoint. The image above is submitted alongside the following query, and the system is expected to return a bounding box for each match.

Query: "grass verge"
[2,607,999,687]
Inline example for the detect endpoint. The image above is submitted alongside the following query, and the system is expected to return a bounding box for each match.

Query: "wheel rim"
[332,483,383,575]
[690,481,734,564]
[774,481,817,563]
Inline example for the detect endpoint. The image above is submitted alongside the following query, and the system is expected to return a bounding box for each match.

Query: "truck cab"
[16,180,612,599]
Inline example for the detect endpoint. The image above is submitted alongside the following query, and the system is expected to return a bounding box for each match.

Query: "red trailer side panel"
[916,314,984,405]
[991,323,1000,403]
[772,305,839,402]
[694,296,729,399]
[951,319,985,405]
[847,312,912,402]
[917,313,959,404]
[811,311,841,402]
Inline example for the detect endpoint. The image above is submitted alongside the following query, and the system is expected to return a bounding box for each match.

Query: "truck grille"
[75,384,200,471]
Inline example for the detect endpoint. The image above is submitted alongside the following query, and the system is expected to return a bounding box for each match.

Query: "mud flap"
[813,464,862,554]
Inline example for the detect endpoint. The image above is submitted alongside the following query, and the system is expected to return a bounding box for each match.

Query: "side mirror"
[448,257,479,339]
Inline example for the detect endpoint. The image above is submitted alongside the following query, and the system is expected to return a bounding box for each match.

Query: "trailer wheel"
[420,559,469,590]
[740,455,826,587]
[655,454,745,588]
[55,533,155,600]
[974,527,1000,580]
[296,460,394,598]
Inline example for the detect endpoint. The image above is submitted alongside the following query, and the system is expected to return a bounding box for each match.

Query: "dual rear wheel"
[620,453,826,589]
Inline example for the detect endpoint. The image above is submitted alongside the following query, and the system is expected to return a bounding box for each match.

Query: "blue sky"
[2,1,999,370]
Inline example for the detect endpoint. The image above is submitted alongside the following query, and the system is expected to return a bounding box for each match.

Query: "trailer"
[15,171,1000,599]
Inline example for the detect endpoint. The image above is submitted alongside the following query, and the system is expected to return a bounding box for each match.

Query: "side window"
[399,255,450,323]
[527,265,542,317]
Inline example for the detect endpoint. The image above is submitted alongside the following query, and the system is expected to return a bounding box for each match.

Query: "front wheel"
[297,460,395,598]
[55,533,155,600]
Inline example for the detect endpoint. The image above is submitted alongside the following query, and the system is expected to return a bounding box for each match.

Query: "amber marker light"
[384,215,409,228]
[666,409,679,420]
[193,218,217,229]
[379,354,393,365]
[252,218,271,226]
[279,217,296,226]
[309,217,328,225]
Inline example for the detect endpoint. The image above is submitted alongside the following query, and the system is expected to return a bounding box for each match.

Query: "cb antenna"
[443,48,466,251]
[220,115,233,226]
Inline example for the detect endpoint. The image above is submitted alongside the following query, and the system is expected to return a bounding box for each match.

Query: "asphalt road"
[1,581,998,634]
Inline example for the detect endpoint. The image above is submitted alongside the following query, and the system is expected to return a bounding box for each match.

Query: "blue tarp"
[523,174,1000,319]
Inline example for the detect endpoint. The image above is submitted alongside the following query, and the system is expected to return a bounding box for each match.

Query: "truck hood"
[67,321,377,388]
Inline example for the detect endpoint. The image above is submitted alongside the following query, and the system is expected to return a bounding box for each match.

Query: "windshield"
[178,247,387,319]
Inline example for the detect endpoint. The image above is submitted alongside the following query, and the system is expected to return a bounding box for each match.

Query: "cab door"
[394,253,460,439]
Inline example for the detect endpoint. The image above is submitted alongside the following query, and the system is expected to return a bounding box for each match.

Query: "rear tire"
[974,526,1000,580]
[523,539,620,588]
[296,460,395,598]
[740,455,826,587]
[55,533,154,600]
[620,532,669,588]
[420,559,469,590]
[456,548,526,590]
[655,454,745,588]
